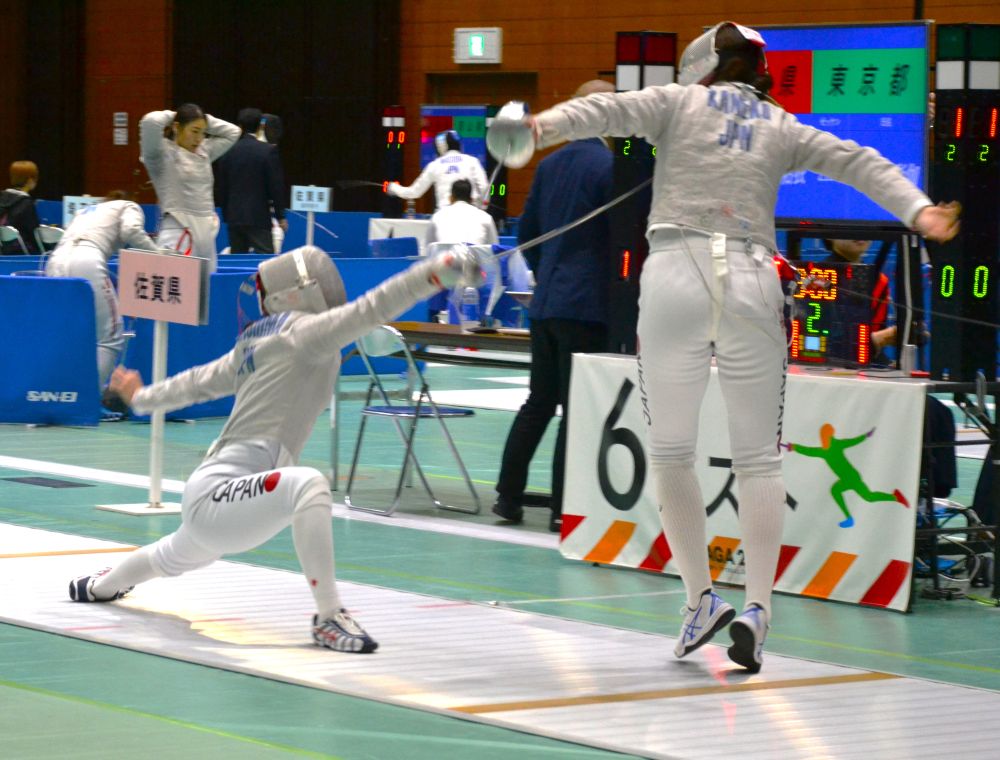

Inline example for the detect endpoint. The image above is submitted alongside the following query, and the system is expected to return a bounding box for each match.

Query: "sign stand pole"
[306,210,315,247]
[97,249,206,517]
[147,320,171,509]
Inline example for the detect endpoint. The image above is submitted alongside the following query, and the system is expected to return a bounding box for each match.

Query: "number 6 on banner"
[597,379,647,511]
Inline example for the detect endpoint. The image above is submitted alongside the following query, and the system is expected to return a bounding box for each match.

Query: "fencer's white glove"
[429,244,487,290]
[486,101,535,169]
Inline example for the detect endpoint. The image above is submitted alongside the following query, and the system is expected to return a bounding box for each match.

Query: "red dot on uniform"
[311,578,318,587]
[264,472,281,492]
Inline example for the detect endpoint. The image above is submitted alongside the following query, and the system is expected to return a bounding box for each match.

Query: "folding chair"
[34,225,64,253]
[345,324,481,516]
[0,225,29,253]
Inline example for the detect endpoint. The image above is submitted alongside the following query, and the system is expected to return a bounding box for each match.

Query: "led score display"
[788,262,875,366]
[936,105,999,166]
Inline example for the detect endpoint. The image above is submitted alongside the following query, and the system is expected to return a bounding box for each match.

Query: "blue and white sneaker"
[728,604,769,673]
[312,610,378,654]
[674,590,735,658]
[68,567,132,603]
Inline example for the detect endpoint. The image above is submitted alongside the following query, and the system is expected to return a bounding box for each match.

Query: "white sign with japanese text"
[118,249,206,326]
[562,354,926,612]
[290,185,331,213]
[62,196,102,228]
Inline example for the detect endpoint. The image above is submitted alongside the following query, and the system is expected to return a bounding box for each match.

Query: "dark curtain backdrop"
[0,0,84,199]
[173,0,400,212]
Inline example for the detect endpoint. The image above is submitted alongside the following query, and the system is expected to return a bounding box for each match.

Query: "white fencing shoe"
[68,568,132,603]
[312,610,378,653]
[728,604,769,673]
[674,590,735,658]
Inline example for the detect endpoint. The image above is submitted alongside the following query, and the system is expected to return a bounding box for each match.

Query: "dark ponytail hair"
[712,25,774,98]
[103,189,134,202]
[165,103,206,139]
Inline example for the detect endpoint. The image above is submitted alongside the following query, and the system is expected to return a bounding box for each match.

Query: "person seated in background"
[824,239,896,363]
[387,130,489,211]
[824,239,955,498]
[0,160,41,253]
[426,179,499,248]
[425,179,499,323]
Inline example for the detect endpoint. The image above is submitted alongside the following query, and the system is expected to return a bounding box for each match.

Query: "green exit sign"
[455,28,502,64]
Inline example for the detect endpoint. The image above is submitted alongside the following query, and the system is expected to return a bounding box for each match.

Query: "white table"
[367,218,432,256]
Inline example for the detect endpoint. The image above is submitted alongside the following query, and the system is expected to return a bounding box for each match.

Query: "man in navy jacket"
[493,80,615,533]
[214,108,286,253]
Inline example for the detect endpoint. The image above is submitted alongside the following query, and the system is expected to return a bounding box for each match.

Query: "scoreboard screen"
[761,22,931,225]
[788,261,878,366]
[419,105,489,171]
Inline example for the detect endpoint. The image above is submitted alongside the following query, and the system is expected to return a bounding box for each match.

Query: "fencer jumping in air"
[387,129,489,210]
[490,21,960,672]
[44,191,159,387]
[140,105,240,270]
[69,245,484,653]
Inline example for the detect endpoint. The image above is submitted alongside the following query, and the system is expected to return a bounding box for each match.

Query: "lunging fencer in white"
[44,192,159,387]
[68,245,485,653]
[491,21,960,672]
[140,105,240,270]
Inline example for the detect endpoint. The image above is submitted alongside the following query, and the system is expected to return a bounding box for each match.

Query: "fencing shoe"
[674,590,735,658]
[68,568,133,602]
[728,604,769,673]
[312,610,378,653]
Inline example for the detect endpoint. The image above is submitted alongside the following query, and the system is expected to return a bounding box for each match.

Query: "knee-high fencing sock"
[292,499,342,621]
[735,473,786,617]
[651,461,712,610]
[92,546,160,599]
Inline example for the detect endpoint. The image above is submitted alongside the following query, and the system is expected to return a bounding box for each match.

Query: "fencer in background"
[498,21,960,671]
[68,245,485,654]
[387,130,489,211]
[44,191,159,387]
[140,105,240,270]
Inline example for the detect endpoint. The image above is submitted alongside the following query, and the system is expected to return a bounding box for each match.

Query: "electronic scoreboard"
[787,260,878,366]
[763,22,931,225]
[929,24,1000,381]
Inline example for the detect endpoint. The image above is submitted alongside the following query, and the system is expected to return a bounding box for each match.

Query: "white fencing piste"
[3,523,998,760]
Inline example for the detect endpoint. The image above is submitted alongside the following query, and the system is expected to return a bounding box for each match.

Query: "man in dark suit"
[492,80,615,533]
[214,108,286,253]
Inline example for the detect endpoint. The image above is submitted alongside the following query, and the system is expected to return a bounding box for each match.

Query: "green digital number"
[974,265,989,298]
[651,145,657,157]
[806,303,821,334]
[940,264,955,298]
[623,138,631,157]
[979,144,990,163]
[945,143,957,162]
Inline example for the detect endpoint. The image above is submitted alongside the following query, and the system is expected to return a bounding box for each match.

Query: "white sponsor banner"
[562,353,925,611]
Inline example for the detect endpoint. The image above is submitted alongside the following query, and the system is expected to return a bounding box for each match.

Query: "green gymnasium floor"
[1,365,998,759]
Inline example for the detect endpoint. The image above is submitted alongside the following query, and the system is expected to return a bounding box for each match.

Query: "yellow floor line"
[0,547,136,559]
[451,671,900,714]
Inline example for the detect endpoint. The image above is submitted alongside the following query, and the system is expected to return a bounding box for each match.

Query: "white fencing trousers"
[157,211,220,272]
[148,440,332,578]
[45,244,123,387]
[636,231,787,474]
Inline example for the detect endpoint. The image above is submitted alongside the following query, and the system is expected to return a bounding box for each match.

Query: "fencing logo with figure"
[782,423,910,528]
